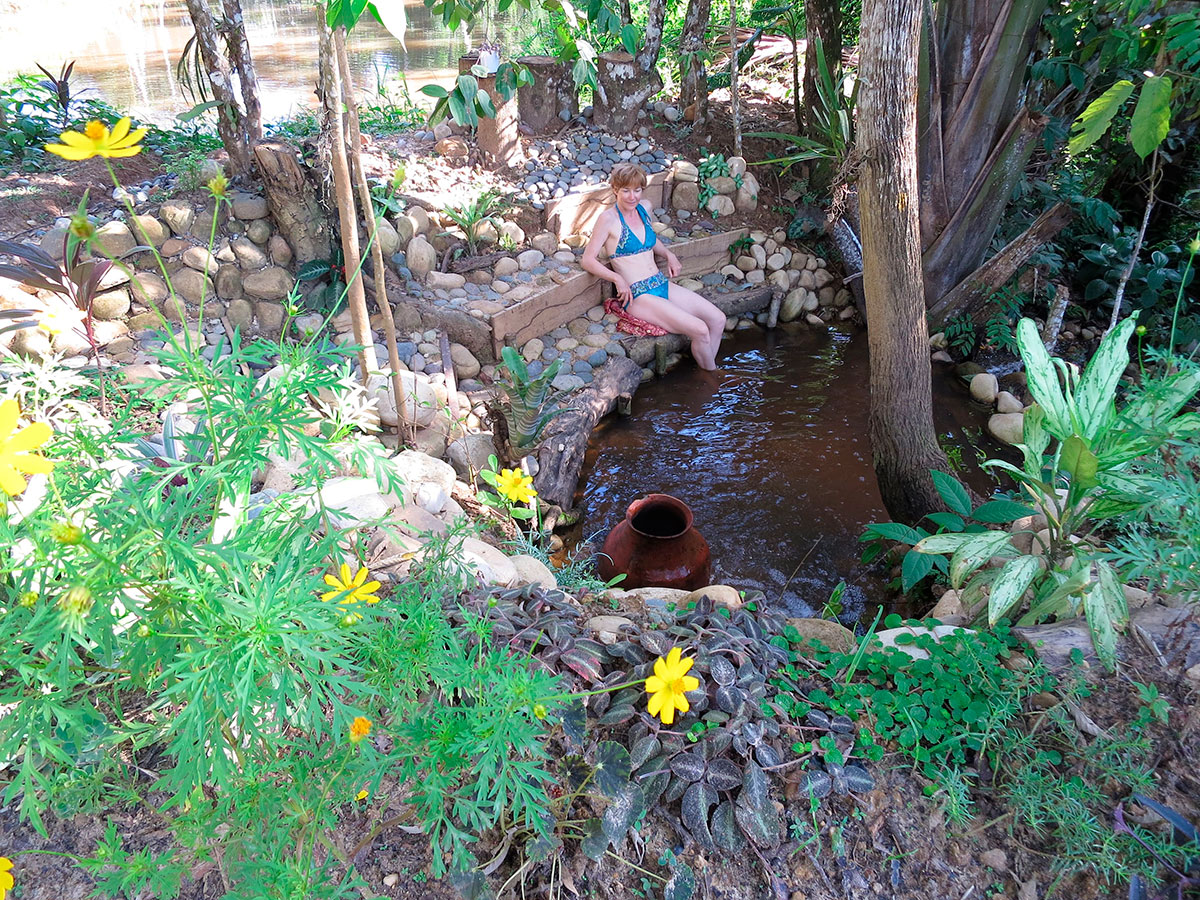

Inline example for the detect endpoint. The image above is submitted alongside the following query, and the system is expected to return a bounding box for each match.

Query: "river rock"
[426,271,466,290]
[246,219,272,244]
[970,372,999,404]
[780,289,805,323]
[182,245,219,275]
[517,249,545,270]
[686,584,742,610]
[226,297,254,330]
[600,586,691,622]
[872,623,969,660]
[171,268,211,305]
[786,618,857,655]
[94,221,135,258]
[374,371,438,428]
[494,256,519,277]
[255,301,285,337]
[708,175,737,195]
[586,614,636,644]
[408,206,431,236]
[91,289,131,320]
[446,433,496,481]
[672,160,699,182]
[672,181,699,211]
[511,555,558,589]
[461,537,518,586]
[243,266,294,301]
[531,233,559,255]
[435,136,470,161]
[159,200,194,236]
[706,194,735,217]
[132,214,169,248]
[406,236,437,280]
[995,390,1023,414]
[450,342,480,379]
[215,265,243,300]
[928,589,966,621]
[987,412,1024,445]
[735,172,759,212]
[231,195,269,220]
[499,220,525,244]
[374,218,400,258]
[231,236,269,270]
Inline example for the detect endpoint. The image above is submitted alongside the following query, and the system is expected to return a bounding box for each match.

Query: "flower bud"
[206,174,229,201]
[136,624,151,638]
[19,591,39,608]
[1189,237,1200,256]
[58,585,94,617]
[68,213,95,242]
[1136,325,1147,336]
[533,704,547,720]
[50,522,83,545]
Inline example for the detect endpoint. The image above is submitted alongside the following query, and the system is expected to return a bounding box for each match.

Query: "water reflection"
[1,0,531,124]
[577,326,998,618]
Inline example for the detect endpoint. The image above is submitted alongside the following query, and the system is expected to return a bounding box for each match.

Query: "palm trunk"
[859,0,949,525]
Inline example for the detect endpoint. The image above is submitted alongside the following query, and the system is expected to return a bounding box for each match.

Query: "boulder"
[446,432,498,481]
[970,372,999,404]
[871,623,970,661]
[159,200,195,236]
[511,555,558,589]
[685,584,742,610]
[132,214,169,248]
[246,219,272,243]
[170,268,211,305]
[735,172,759,213]
[426,271,466,290]
[93,221,135,258]
[230,237,269,270]
[780,289,805,323]
[600,586,689,622]
[231,194,269,220]
[374,218,400,258]
[314,475,406,528]
[672,160,699,182]
[450,342,480,379]
[727,156,747,177]
[987,412,1025,446]
[182,245,219,275]
[242,267,295,301]
[517,249,545,270]
[374,372,439,428]
[215,265,243,299]
[672,181,700,211]
[706,194,735,217]
[40,228,68,260]
[494,256,519,277]
[499,221,525,244]
[91,289,130,320]
[995,390,1024,414]
[707,175,737,195]
[255,301,286,337]
[785,618,857,655]
[406,236,437,281]
[226,297,254,330]
[461,536,518,586]
[435,136,470,161]
[531,233,559,255]
[408,206,431,236]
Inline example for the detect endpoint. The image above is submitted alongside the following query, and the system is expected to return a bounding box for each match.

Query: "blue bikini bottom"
[626,271,670,308]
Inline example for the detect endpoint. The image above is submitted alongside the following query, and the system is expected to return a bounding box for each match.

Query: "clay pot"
[598,493,712,591]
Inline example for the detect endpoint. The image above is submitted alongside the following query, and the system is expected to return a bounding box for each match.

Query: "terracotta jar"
[598,493,712,591]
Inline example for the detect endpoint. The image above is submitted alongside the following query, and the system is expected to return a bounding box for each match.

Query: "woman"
[581,163,726,370]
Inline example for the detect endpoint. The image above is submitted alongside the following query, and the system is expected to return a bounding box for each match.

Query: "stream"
[575,324,1002,620]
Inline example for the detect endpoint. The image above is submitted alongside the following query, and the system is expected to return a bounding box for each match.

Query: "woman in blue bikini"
[581,162,726,370]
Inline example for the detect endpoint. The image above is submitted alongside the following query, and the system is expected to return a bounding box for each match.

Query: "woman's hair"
[610,162,647,192]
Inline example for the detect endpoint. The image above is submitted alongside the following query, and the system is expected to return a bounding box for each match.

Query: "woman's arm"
[581,212,632,307]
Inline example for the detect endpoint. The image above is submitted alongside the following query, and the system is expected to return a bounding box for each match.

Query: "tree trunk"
[802,0,841,138]
[252,141,330,266]
[220,0,262,143]
[678,0,712,126]
[335,35,410,427]
[729,0,742,157]
[925,201,1075,331]
[183,0,252,175]
[594,0,665,133]
[917,0,1051,308]
[327,26,379,382]
[858,0,949,526]
[517,55,577,134]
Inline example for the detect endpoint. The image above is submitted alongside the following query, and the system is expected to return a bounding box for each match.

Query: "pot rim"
[626,493,694,540]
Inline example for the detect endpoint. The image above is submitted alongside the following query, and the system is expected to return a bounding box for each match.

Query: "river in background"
[576,326,1003,621]
[0,0,533,125]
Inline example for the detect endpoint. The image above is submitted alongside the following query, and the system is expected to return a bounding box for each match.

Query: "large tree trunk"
[917,0,1051,309]
[858,0,949,525]
[183,0,252,175]
[926,201,1075,331]
[517,56,577,134]
[678,0,712,128]
[802,0,841,139]
[220,0,263,144]
[594,0,666,133]
[252,141,330,265]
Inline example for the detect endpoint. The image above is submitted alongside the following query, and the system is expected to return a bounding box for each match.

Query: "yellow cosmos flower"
[321,564,381,605]
[0,398,54,496]
[45,117,147,160]
[0,856,13,900]
[645,647,700,726]
[206,173,229,200]
[349,716,372,743]
[495,467,537,505]
[38,305,84,337]
[355,788,369,801]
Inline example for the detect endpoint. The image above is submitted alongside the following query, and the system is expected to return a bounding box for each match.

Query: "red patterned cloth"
[604,296,669,337]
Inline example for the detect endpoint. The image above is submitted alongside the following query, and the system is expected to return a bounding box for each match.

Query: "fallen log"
[1013,605,1200,673]
[533,356,644,508]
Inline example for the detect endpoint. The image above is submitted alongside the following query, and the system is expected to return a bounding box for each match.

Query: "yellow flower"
[0,398,54,496]
[355,789,369,801]
[321,564,381,606]
[645,647,700,726]
[51,522,84,544]
[349,716,372,743]
[38,305,85,337]
[0,856,13,900]
[206,173,229,200]
[495,467,537,505]
[45,117,147,160]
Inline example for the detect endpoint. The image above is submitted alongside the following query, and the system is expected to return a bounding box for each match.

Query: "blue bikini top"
[611,204,657,258]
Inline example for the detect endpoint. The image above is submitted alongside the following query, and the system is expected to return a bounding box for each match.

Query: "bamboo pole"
[334,35,411,432]
[328,26,379,382]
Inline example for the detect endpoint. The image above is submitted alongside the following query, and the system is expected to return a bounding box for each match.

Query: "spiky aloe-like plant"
[487,346,574,466]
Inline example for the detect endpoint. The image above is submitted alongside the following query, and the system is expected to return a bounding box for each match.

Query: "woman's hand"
[613,275,632,308]
[665,251,681,279]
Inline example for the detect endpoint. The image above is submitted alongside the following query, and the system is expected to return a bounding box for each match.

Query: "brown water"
[576,325,1001,619]
[0,0,530,124]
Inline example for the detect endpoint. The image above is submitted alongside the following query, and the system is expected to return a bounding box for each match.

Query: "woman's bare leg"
[667,283,726,364]
[626,290,720,370]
